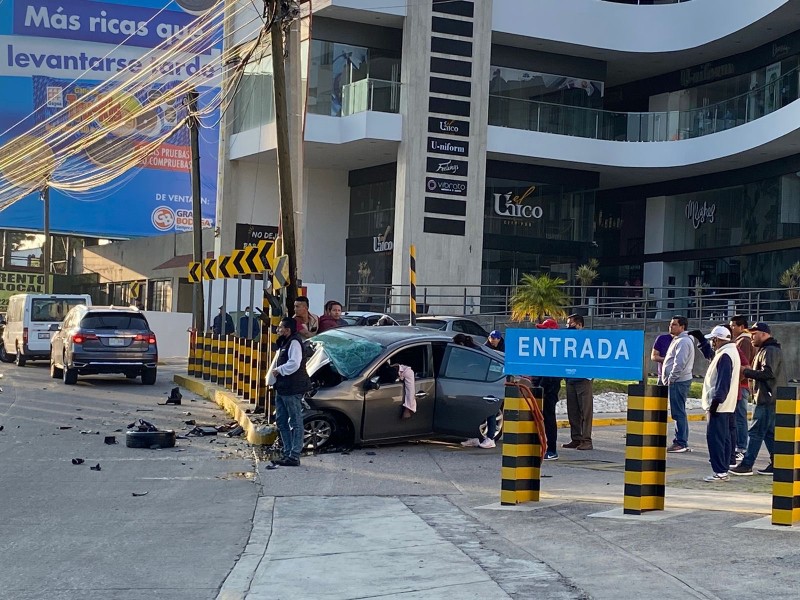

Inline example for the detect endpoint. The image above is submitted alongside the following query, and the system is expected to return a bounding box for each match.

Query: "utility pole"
[41,185,51,294]
[270,2,299,312]
[187,89,205,330]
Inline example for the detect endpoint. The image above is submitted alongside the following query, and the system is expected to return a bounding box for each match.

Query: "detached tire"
[141,367,157,385]
[126,430,176,449]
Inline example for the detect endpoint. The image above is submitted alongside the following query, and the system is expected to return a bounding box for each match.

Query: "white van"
[1,294,92,366]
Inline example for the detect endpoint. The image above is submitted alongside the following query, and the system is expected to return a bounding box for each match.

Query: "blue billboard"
[504,328,645,380]
[0,0,220,238]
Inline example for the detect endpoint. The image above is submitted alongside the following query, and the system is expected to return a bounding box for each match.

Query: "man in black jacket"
[729,322,786,476]
[269,317,311,467]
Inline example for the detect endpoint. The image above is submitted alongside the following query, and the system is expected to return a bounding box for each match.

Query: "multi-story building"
[217,0,800,315]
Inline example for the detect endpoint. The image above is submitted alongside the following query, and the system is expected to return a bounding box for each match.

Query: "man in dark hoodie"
[729,322,785,476]
[318,300,347,333]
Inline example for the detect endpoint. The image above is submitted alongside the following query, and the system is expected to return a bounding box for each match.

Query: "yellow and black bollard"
[201,332,211,381]
[249,339,260,404]
[772,386,800,526]
[242,341,252,402]
[237,338,247,396]
[623,383,668,515]
[210,334,220,384]
[187,330,196,377]
[258,336,269,411]
[232,337,240,394]
[224,335,234,390]
[501,381,543,505]
[409,244,417,325]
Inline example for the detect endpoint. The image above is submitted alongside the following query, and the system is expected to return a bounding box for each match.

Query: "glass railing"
[489,67,799,142]
[603,0,690,4]
[341,79,401,117]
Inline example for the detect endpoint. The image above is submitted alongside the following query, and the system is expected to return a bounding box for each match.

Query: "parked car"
[49,305,158,385]
[1,294,92,365]
[414,316,490,344]
[341,311,399,327]
[297,326,505,450]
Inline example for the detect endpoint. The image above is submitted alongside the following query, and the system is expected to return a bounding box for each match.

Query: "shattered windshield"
[311,329,383,379]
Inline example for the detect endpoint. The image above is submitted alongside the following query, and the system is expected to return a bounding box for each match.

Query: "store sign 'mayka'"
[426,157,468,177]
[427,117,470,137]
[493,186,543,219]
[685,200,716,229]
[428,137,469,156]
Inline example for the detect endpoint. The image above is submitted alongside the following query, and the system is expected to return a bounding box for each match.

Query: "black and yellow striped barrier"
[409,244,417,325]
[258,337,269,410]
[187,331,197,377]
[242,341,252,402]
[236,338,247,396]
[623,383,668,515]
[223,335,234,390]
[209,334,220,384]
[249,339,259,405]
[773,386,800,526]
[201,333,211,381]
[501,382,543,505]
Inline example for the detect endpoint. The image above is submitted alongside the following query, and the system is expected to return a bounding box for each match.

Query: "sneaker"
[273,457,301,467]
[728,463,754,476]
[735,452,745,463]
[562,440,580,449]
[461,438,480,447]
[479,438,496,449]
[577,441,594,451]
[666,444,688,453]
[757,463,774,476]
[543,451,559,461]
[704,473,729,482]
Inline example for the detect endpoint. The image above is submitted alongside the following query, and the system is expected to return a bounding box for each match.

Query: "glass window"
[80,313,149,330]
[459,320,489,337]
[388,344,430,379]
[148,280,172,312]
[442,346,491,381]
[31,298,87,322]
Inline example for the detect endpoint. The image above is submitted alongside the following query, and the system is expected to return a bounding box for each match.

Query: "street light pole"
[187,89,205,330]
[41,185,51,294]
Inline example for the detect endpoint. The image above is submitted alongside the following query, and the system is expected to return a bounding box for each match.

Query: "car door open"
[362,343,435,441]
[433,345,505,437]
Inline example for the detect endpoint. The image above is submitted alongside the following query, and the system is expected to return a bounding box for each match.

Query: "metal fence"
[344,283,800,327]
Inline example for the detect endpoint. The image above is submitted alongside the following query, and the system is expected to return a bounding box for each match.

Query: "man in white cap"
[701,325,740,482]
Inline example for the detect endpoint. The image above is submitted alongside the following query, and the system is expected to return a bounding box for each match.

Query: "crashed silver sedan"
[299,327,505,450]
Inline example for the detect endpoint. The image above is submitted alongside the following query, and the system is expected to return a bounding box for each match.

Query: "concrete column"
[392,0,492,315]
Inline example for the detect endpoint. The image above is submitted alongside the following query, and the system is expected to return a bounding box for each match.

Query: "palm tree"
[575,258,599,306]
[779,261,800,312]
[510,273,569,323]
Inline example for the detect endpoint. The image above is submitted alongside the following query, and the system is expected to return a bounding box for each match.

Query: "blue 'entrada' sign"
[504,329,645,380]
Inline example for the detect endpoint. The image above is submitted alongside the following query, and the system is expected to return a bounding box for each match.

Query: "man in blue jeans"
[269,317,311,467]
[729,322,785,476]
[662,316,695,452]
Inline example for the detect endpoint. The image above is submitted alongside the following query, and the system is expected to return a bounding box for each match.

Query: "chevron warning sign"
[257,240,275,271]
[203,258,217,280]
[188,262,201,283]
[242,245,266,275]
[217,255,237,279]
[273,254,290,290]
[230,249,246,276]
[130,281,141,298]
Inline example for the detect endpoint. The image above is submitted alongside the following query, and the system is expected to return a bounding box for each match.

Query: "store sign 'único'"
[504,329,645,380]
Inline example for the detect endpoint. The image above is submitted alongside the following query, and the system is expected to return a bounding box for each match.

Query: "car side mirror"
[365,376,381,391]
[49,323,60,332]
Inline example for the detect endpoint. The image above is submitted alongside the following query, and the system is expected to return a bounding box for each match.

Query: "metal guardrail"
[344,283,800,327]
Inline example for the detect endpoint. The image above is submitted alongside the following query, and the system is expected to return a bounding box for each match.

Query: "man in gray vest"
[269,317,311,467]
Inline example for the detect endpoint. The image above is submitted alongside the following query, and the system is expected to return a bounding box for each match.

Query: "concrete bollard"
[623,383,668,515]
[201,333,211,381]
[772,386,800,526]
[209,334,220,384]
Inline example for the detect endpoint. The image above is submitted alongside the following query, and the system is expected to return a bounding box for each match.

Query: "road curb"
[173,374,276,446]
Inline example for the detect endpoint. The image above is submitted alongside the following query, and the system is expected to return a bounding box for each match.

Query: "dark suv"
[50,306,158,385]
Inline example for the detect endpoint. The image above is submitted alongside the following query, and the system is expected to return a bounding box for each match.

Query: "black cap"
[748,321,771,334]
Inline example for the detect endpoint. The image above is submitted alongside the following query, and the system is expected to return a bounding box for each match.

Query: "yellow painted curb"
[556,411,753,429]
[173,374,277,446]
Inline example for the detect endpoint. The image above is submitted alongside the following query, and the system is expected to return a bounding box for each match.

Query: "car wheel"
[125,429,176,449]
[141,367,157,385]
[303,412,337,451]
[62,356,78,385]
[479,409,504,441]
[0,343,14,363]
[50,358,63,379]
[15,345,26,367]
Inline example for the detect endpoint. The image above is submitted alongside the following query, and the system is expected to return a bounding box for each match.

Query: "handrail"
[344,283,800,326]
[341,78,401,116]
[489,65,800,142]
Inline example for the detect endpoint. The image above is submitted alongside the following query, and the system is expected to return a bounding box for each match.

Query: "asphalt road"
[0,361,258,600]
